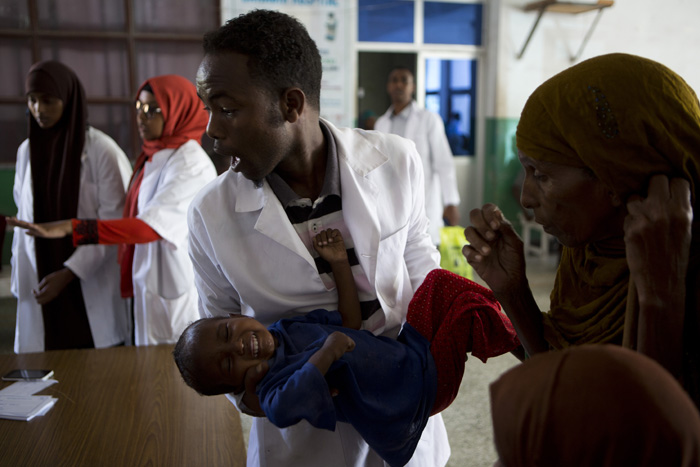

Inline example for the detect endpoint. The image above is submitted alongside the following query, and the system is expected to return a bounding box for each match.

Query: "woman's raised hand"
[462,204,527,295]
[624,175,693,308]
[6,217,73,239]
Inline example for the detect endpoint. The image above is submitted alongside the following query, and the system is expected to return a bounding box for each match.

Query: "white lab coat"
[131,139,217,346]
[188,119,450,467]
[12,127,132,353]
[376,101,461,244]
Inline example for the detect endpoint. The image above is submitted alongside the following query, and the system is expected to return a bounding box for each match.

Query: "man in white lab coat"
[375,68,461,245]
[189,9,450,467]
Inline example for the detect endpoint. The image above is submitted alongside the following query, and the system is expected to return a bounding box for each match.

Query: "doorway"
[356,52,478,158]
[356,51,416,129]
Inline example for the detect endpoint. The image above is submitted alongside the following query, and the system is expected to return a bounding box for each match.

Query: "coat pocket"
[144,288,199,344]
[375,223,411,321]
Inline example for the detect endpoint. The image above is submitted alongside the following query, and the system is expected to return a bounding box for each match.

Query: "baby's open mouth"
[251,333,259,358]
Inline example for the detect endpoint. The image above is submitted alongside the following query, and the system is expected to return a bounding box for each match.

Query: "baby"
[174,229,519,467]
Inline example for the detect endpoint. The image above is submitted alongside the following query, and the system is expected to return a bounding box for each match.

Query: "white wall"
[496,0,700,117]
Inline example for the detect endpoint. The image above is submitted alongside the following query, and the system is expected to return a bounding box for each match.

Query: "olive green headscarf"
[516,53,700,350]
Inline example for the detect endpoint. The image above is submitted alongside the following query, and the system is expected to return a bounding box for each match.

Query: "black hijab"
[25,60,86,223]
[24,61,93,350]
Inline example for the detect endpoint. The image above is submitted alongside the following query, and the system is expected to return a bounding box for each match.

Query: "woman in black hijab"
[11,61,132,352]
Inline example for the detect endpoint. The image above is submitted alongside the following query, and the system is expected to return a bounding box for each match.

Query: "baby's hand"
[309,331,355,376]
[313,228,348,264]
[322,331,356,361]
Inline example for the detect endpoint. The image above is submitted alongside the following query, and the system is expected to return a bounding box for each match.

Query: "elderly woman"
[463,53,700,404]
[9,75,217,346]
[490,345,700,466]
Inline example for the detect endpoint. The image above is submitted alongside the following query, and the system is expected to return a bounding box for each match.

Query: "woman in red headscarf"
[9,75,217,346]
[11,61,132,353]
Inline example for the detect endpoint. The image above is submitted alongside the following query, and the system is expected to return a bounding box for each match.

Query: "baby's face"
[194,315,277,393]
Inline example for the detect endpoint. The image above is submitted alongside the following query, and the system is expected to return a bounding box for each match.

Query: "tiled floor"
[0,254,560,466]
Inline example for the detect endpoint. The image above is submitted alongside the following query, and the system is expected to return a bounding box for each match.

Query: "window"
[424,2,482,45]
[358,0,415,43]
[356,1,483,157]
[426,58,477,155]
[358,0,483,46]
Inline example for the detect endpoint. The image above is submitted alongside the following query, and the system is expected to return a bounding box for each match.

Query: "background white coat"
[131,139,217,346]
[376,101,461,244]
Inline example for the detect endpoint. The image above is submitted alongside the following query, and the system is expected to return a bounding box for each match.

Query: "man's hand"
[462,204,527,295]
[7,217,73,239]
[313,229,348,264]
[443,205,460,227]
[240,362,269,417]
[624,175,691,378]
[34,268,76,305]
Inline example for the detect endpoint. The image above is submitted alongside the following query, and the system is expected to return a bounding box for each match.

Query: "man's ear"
[281,88,305,123]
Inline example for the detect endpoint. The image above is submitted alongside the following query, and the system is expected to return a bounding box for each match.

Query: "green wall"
[1,167,17,266]
[482,117,527,234]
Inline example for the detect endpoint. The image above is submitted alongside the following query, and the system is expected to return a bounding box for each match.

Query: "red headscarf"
[120,75,208,297]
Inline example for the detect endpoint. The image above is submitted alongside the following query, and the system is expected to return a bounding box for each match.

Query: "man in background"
[375,67,461,245]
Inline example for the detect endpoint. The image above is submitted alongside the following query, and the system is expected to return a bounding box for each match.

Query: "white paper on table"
[0,379,58,396]
[0,394,57,421]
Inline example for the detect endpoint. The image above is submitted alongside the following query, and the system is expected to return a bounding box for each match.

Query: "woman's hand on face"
[624,175,693,308]
[6,217,72,239]
[462,204,527,294]
[33,268,76,305]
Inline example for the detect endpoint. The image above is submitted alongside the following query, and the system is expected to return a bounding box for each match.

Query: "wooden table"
[0,345,246,466]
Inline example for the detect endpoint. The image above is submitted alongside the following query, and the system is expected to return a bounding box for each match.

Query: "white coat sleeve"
[374,112,391,134]
[187,199,242,319]
[64,133,131,280]
[427,112,461,207]
[139,143,216,249]
[13,141,28,212]
[403,145,441,292]
[11,141,30,299]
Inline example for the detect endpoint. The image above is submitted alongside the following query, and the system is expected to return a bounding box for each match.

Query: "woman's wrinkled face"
[136,89,164,141]
[27,92,64,129]
[518,150,625,247]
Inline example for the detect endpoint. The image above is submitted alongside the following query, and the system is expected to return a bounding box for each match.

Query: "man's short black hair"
[388,66,415,80]
[203,9,322,109]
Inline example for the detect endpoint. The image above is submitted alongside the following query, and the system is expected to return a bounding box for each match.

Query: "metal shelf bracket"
[516,1,614,61]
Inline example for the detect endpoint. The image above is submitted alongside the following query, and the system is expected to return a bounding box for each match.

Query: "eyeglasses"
[135,101,162,119]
